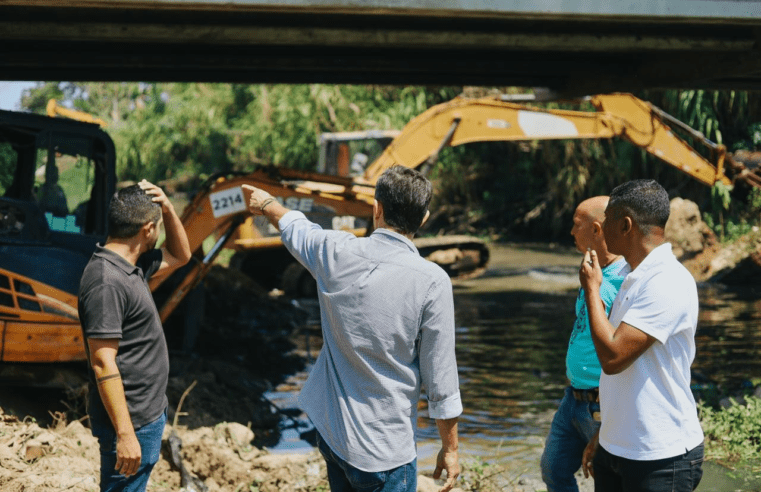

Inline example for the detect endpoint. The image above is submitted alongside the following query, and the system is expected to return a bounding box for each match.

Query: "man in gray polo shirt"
[243,165,462,492]
[79,180,191,492]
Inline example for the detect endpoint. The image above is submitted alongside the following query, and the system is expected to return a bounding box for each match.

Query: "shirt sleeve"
[621,275,688,344]
[279,210,330,279]
[79,283,126,339]
[419,275,463,420]
[600,277,622,315]
[138,249,163,281]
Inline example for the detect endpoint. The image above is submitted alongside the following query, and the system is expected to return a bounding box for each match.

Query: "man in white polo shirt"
[578,179,704,491]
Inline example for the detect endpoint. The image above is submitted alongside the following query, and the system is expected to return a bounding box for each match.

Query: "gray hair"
[375,166,432,234]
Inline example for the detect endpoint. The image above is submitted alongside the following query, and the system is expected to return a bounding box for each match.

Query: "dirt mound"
[664,197,761,286]
[0,411,99,492]
[0,407,327,492]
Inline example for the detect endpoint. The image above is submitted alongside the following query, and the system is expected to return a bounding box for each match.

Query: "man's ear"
[622,216,633,235]
[373,199,383,222]
[142,220,156,239]
[421,210,431,227]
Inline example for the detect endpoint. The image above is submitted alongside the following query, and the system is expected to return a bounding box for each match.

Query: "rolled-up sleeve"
[419,277,463,420]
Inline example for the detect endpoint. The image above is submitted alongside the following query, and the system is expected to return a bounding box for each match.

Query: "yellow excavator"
[357,93,758,188]
[224,92,760,296]
[1,93,759,382]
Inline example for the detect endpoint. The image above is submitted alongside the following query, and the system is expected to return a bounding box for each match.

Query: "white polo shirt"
[599,243,704,461]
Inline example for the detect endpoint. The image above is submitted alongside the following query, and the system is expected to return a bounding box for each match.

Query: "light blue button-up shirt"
[279,211,462,472]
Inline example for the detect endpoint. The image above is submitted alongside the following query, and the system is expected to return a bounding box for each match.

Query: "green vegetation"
[0,142,15,195]
[700,397,761,473]
[15,83,761,240]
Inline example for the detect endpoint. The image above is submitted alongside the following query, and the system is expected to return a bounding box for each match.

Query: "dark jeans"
[90,410,166,492]
[594,442,704,492]
[541,386,601,492]
[316,430,417,492]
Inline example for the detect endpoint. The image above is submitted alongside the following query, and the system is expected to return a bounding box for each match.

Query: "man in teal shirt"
[541,196,626,492]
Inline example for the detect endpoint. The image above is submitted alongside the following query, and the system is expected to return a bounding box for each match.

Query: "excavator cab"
[317,131,400,178]
[0,109,115,372]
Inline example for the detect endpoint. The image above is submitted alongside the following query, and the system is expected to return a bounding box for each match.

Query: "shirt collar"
[93,243,141,276]
[603,256,628,274]
[370,228,419,254]
[625,242,673,279]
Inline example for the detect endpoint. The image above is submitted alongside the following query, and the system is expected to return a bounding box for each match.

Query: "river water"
[267,243,761,491]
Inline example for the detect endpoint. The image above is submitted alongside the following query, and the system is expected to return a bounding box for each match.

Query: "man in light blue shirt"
[541,196,625,492]
[242,165,462,492]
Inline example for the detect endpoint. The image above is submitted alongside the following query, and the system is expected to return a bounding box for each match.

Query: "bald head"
[571,196,612,256]
[576,196,609,223]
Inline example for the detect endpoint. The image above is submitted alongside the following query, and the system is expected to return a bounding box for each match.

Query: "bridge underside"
[1,3,760,96]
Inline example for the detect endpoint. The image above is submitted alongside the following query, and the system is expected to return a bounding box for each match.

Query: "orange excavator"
[1,93,759,382]
[0,103,379,380]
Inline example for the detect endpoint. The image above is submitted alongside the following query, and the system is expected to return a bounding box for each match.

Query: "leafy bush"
[699,396,761,469]
[0,143,16,194]
[703,186,761,243]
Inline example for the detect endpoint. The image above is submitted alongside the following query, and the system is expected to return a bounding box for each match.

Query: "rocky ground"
[0,409,328,492]
[0,404,587,492]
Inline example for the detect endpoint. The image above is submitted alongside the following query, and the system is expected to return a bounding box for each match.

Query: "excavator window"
[318,135,396,178]
[32,145,97,235]
[0,274,14,308]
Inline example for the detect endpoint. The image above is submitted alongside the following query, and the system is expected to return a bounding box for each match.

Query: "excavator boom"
[149,168,375,321]
[361,93,750,189]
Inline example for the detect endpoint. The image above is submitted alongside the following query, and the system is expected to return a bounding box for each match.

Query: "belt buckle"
[574,388,598,402]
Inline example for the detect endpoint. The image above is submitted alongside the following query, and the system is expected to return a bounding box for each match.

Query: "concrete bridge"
[1,1,760,96]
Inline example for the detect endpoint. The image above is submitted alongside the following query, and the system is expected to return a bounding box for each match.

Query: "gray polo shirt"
[78,245,168,429]
[280,211,462,472]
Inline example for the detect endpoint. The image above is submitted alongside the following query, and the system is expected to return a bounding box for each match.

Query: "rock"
[416,475,464,492]
[665,198,714,260]
[416,475,438,492]
[35,431,56,444]
[713,251,761,285]
[251,453,310,470]
[224,422,255,448]
[24,439,51,461]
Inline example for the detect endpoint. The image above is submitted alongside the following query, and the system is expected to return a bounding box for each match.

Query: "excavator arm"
[148,168,374,321]
[361,93,757,189]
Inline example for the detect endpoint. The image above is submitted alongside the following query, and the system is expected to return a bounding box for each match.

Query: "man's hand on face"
[579,248,603,293]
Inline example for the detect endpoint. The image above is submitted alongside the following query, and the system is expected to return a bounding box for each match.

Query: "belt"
[572,387,599,403]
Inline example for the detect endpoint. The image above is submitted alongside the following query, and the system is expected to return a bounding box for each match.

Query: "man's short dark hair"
[108,184,161,238]
[607,179,670,232]
[375,165,433,235]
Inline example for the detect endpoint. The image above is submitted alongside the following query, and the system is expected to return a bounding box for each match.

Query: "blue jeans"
[594,443,704,492]
[316,430,417,492]
[91,410,166,492]
[541,386,601,492]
